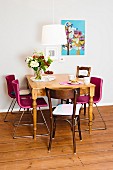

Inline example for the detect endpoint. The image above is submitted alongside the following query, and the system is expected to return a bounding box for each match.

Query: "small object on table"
[68,74,75,81]
[44,70,53,74]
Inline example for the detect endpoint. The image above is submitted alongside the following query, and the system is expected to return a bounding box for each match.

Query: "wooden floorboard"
[0,106,113,169]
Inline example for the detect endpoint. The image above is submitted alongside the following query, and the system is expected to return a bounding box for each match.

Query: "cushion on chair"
[36,97,48,107]
[53,104,81,116]
[77,96,89,104]
[19,89,31,95]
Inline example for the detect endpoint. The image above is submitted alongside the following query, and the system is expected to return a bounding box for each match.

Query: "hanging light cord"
[52,0,54,24]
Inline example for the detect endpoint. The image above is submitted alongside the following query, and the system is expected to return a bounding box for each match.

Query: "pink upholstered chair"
[45,87,82,154]
[77,77,106,130]
[4,75,31,122]
[12,79,49,138]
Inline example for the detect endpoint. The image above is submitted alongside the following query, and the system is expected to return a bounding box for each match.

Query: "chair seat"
[37,98,48,107]
[20,97,48,109]
[77,95,100,104]
[77,96,89,104]
[53,104,81,116]
[20,98,32,108]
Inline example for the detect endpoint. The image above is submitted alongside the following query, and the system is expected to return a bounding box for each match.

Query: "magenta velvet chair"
[77,77,106,130]
[12,79,49,138]
[4,75,31,122]
[4,75,16,122]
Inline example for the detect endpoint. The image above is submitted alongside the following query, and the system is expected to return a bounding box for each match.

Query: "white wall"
[0,0,113,111]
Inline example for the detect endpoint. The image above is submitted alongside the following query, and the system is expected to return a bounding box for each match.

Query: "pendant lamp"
[41,0,67,45]
[42,24,67,45]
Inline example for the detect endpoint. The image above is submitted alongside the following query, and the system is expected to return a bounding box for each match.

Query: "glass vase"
[35,68,42,80]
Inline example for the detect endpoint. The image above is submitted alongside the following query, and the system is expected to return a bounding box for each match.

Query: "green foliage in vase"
[25,50,53,72]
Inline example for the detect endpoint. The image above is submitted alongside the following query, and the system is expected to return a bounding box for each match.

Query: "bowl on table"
[44,70,54,75]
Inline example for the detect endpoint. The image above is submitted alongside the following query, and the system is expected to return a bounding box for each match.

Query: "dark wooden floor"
[0,105,113,170]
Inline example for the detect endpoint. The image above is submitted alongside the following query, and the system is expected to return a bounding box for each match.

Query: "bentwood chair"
[12,79,49,138]
[76,66,91,115]
[45,87,82,154]
[4,75,31,122]
[77,77,106,130]
[76,66,91,78]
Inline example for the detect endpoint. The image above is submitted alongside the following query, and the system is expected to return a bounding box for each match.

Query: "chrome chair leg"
[4,99,16,122]
[39,108,50,133]
[13,109,33,138]
[85,104,107,131]
[93,103,107,130]
[13,108,32,126]
[13,108,50,138]
[13,109,25,138]
[36,108,50,137]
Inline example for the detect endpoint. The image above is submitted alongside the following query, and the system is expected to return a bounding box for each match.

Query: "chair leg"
[84,103,86,116]
[72,117,76,154]
[66,99,70,104]
[13,109,33,138]
[13,109,32,126]
[61,99,63,104]
[48,117,53,152]
[80,105,95,121]
[61,99,70,104]
[39,108,50,134]
[77,115,82,140]
[93,104,107,130]
[35,108,50,137]
[52,116,56,138]
[85,104,107,131]
[13,109,25,138]
[4,99,16,122]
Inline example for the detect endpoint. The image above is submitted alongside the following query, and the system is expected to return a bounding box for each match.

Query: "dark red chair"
[77,77,106,130]
[12,79,49,138]
[4,75,31,122]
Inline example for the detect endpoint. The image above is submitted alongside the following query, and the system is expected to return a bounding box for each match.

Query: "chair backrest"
[12,79,22,107]
[91,77,103,103]
[5,74,15,98]
[76,66,91,78]
[45,88,80,116]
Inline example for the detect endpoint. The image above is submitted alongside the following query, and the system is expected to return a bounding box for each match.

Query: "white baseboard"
[0,106,50,113]
[0,103,113,113]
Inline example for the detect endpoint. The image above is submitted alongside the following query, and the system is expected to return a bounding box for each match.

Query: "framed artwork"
[61,20,85,55]
[46,47,58,57]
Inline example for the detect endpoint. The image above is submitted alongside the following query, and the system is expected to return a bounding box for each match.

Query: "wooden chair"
[76,66,91,78]
[45,87,82,154]
[76,66,91,115]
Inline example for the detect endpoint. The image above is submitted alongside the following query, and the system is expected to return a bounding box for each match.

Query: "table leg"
[88,96,93,134]
[33,99,37,140]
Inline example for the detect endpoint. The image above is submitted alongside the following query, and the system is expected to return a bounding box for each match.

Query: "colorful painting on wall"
[61,20,85,55]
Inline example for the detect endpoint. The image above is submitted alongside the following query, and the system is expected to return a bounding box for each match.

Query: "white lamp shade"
[41,24,67,45]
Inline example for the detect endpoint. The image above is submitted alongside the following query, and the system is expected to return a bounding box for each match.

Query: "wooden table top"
[26,74,95,90]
